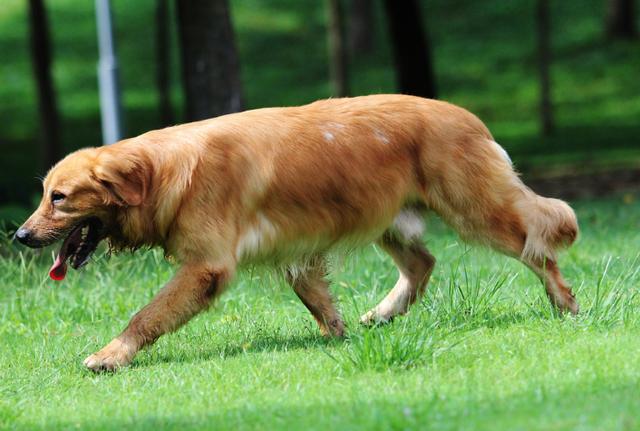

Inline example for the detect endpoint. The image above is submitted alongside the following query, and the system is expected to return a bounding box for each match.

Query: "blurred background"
[1,0,639,226]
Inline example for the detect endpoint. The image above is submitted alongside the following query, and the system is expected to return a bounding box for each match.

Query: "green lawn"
[1,196,639,430]
[1,0,640,207]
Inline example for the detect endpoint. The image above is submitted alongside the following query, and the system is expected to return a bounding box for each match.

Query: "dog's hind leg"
[523,257,578,314]
[360,233,436,325]
[493,237,578,314]
[286,256,344,337]
[483,208,579,315]
[83,261,233,371]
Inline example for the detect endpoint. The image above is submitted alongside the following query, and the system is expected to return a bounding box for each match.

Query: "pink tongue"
[49,254,67,281]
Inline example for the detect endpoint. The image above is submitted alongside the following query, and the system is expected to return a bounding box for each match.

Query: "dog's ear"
[93,150,151,207]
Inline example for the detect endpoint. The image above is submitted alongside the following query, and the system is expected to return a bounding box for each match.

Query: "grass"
[1,196,639,430]
[1,0,640,206]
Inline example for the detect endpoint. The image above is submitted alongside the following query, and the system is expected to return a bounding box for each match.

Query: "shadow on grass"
[133,332,340,368]
[130,306,557,370]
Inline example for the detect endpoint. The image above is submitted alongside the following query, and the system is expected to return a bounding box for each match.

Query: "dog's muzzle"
[14,227,45,248]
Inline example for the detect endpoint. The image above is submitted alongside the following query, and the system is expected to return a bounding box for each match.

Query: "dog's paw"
[319,318,345,337]
[83,338,136,372]
[564,299,579,316]
[359,309,391,326]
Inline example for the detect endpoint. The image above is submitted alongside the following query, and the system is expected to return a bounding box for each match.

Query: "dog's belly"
[234,211,387,264]
[234,207,425,265]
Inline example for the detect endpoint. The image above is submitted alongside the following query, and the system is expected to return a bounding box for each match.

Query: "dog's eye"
[51,191,66,204]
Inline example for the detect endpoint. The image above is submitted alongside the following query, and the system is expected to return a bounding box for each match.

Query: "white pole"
[95,0,122,144]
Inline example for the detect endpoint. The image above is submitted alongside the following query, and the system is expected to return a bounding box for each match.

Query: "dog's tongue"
[49,254,68,281]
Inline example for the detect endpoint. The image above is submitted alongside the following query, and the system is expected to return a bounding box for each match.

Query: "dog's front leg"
[83,261,232,372]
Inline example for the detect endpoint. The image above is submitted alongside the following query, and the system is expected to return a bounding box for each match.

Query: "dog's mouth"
[49,218,105,281]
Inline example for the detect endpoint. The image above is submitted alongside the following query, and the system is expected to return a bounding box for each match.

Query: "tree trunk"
[176,0,244,121]
[383,0,437,99]
[156,0,173,126]
[349,0,374,54]
[28,0,60,171]
[605,0,637,39]
[327,0,349,97]
[536,0,554,136]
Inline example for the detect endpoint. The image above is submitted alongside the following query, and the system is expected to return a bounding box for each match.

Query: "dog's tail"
[520,194,578,262]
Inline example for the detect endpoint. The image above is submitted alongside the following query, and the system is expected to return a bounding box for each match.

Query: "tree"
[28,0,60,171]
[349,0,374,54]
[176,0,244,121]
[326,0,349,97]
[605,0,637,39]
[156,0,173,126]
[536,0,554,135]
[383,0,437,99]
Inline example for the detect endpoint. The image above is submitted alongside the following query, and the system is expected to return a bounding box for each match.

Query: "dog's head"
[15,146,150,280]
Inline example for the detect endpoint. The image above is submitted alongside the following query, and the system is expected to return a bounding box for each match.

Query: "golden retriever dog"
[16,95,578,371]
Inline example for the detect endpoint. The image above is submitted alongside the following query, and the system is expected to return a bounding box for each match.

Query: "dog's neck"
[106,140,201,253]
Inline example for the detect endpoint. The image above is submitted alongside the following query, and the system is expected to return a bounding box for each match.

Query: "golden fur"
[18,95,578,371]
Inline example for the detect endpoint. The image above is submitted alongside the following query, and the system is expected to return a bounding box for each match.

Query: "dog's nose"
[14,227,32,245]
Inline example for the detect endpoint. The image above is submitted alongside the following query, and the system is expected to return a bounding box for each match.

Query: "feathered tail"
[521,194,578,262]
